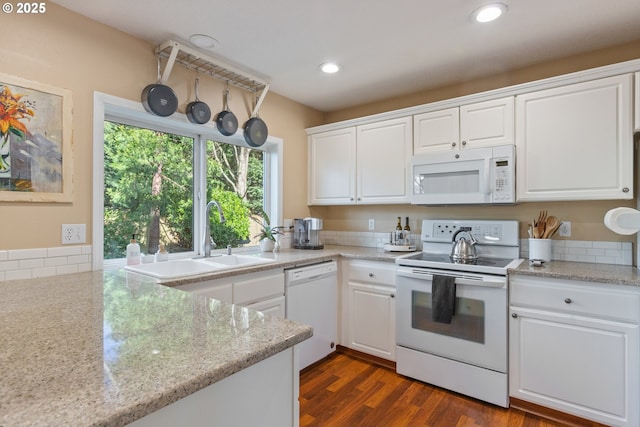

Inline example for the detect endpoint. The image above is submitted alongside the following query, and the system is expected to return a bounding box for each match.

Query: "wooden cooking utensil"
[543,216,561,239]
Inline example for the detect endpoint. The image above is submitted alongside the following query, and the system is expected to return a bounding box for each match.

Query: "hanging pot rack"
[155,40,270,117]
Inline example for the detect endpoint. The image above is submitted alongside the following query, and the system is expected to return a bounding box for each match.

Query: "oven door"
[395,266,507,372]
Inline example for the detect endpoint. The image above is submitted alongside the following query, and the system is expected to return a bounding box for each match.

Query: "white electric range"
[395,219,523,407]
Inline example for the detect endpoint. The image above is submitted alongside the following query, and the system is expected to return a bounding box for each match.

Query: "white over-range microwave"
[411,145,515,205]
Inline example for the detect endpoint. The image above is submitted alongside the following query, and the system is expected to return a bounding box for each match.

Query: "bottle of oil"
[403,217,411,246]
[395,217,404,245]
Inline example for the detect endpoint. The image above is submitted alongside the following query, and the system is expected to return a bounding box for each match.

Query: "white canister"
[529,238,552,261]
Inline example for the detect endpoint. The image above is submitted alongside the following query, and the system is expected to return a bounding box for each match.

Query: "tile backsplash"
[320,231,633,266]
[0,235,633,281]
[0,245,92,281]
[519,239,632,265]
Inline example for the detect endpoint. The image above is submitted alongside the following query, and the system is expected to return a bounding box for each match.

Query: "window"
[93,93,282,269]
[103,122,195,259]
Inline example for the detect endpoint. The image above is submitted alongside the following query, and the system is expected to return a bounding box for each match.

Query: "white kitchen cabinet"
[342,260,396,361]
[176,268,285,318]
[246,295,286,319]
[130,347,298,427]
[175,278,233,303]
[516,74,633,201]
[635,72,640,131]
[308,127,356,205]
[413,97,514,155]
[308,116,412,205]
[509,275,640,427]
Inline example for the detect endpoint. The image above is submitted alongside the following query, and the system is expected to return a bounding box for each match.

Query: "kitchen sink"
[200,254,274,267]
[124,254,274,281]
[125,259,220,280]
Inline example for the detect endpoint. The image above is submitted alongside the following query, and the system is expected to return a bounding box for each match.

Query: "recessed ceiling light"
[319,62,341,74]
[189,34,219,49]
[473,3,507,23]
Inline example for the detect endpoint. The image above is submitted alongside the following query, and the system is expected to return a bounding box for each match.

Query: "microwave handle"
[485,158,492,195]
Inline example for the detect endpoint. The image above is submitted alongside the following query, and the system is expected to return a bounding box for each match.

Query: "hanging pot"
[186,78,211,124]
[215,85,238,136]
[243,94,268,147]
[141,57,178,117]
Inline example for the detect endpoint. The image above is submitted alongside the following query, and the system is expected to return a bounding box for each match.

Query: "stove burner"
[451,256,478,265]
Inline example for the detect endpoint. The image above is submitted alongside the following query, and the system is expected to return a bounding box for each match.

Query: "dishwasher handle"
[286,261,337,285]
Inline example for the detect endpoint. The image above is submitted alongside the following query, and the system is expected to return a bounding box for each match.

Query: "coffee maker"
[293,218,324,249]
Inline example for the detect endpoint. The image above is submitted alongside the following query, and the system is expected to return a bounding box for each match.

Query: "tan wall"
[2,4,639,252]
[0,3,323,250]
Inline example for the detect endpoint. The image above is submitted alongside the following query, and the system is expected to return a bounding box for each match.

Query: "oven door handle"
[397,269,505,288]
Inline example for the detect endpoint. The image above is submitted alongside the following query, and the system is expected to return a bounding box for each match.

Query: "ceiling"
[51,0,640,112]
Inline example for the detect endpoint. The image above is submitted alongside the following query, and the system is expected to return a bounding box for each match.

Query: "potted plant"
[253,209,283,252]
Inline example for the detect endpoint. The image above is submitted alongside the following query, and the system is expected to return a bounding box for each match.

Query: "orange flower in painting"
[0,85,35,138]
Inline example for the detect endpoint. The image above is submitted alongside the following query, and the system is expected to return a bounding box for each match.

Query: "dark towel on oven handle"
[432,274,456,324]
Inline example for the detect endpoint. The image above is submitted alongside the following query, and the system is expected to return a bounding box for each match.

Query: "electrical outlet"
[368,219,375,231]
[61,224,86,244]
[559,221,571,237]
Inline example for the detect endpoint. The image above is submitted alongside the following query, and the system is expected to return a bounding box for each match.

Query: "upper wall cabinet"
[308,127,356,205]
[413,97,514,155]
[516,74,634,202]
[308,117,412,205]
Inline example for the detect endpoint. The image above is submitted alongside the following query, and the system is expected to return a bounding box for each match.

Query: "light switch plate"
[62,224,86,244]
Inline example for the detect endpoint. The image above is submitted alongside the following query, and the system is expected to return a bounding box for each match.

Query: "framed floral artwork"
[0,73,72,202]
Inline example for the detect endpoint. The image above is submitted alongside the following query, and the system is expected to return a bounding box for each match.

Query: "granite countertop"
[0,269,312,426]
[0,246,404,427]
[510,259,640,287]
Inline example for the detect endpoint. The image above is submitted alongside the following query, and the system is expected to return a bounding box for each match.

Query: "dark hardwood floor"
[300,352,579,427]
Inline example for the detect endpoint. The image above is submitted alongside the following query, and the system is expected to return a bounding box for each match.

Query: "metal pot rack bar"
[156,40,270,117]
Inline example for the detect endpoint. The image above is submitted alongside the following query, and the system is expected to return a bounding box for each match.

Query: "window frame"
[93,92,283,270]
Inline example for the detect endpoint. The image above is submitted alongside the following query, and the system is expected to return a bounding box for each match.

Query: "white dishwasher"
[285,260,338,370]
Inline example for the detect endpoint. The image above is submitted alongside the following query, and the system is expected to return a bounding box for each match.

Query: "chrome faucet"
[203,200,226,257]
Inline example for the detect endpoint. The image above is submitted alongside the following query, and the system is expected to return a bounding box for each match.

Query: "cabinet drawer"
[510,276,640,323]
[234,271,285,305]
[348,261,396,287]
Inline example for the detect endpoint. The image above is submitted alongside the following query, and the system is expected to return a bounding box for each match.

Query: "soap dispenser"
[154,243,169,262]
[126,234,141,265]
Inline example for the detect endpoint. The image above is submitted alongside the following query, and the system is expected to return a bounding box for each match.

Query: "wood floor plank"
[300,352,576,427]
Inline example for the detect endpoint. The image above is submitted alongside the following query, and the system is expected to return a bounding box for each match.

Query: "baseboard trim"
[335,345,396,371]
[509,397,609,427]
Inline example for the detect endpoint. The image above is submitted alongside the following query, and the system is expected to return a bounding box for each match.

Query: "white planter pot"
[259,238,275,252]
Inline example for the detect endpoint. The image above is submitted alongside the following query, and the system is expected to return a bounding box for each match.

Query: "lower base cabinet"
[130,347,298,427]
[509,275,640,427]
[342,260,396,361]
[176,268,285,318]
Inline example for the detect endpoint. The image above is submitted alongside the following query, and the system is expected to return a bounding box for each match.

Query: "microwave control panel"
[491,157,514,202]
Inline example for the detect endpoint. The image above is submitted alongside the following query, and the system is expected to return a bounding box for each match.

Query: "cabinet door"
[413,107,459,154]
[356,117,412,204]
[460,97,514,149]
[347,282,396,361]
[246,295,285,319]
[308,128,356,205]
[175,279,233,303]
[516,74,633,201]
[233,270,285,305]
[510,306,639,426]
